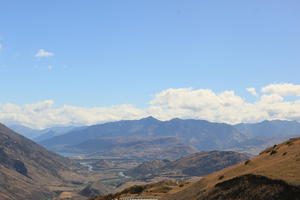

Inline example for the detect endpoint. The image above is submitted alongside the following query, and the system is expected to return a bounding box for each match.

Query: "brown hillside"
[90,180,190,200]
[0,123,85,200]
[162,137,300,200]
[127,151,249,179]
[204,174,300,200]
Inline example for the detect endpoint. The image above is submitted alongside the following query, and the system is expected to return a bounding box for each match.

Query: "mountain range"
[39,117,244,150]
[7,124,83,141]
[37,117,300,156]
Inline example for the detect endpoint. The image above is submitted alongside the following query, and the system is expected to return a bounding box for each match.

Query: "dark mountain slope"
[0,123,84,200]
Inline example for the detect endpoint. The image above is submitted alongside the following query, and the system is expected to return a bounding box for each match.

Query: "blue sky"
[0,1,300,128]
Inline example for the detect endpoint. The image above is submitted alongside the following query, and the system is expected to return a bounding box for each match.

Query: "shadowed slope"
[0,123,84,200]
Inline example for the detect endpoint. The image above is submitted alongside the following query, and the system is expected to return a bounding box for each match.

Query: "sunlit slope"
[162,137,300,200]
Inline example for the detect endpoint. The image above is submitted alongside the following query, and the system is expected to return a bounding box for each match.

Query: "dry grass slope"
[162,137,300,200]
[0,123,88,200]
[90,180,190,200]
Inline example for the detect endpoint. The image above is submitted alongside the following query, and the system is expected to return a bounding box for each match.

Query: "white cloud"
[48,65,53,70]
[35,49,54,57]
[261,83,300,96]
[0,101,146,129]
[1,83,300,129]
[147,87,300,124]
[247,88,258,96]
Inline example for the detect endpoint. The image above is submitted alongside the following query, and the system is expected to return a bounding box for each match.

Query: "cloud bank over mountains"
[1,83,300,129]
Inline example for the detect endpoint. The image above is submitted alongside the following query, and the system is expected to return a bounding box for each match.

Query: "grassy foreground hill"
[161,137,300,200]
[90,180,191,200]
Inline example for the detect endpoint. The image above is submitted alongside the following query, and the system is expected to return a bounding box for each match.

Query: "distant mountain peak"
[169,117,181,121]
[140,116,160,121]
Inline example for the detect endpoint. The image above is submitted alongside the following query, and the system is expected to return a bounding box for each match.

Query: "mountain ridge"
[40,117,300,156]
[40,117,246,153]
